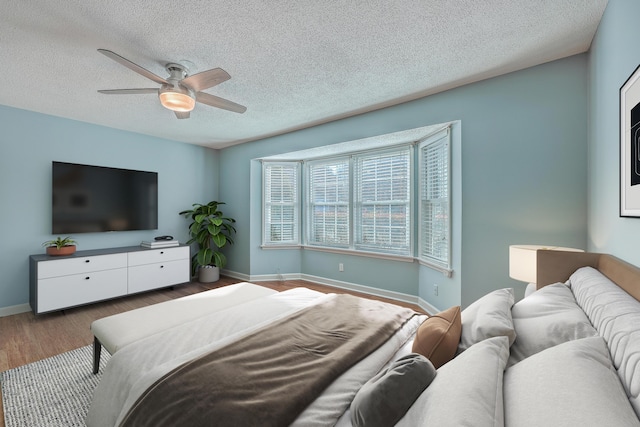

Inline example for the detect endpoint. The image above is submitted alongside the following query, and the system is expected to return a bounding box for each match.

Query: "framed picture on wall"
[620,64,640,217]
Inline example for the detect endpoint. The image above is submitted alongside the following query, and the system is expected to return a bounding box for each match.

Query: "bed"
[86,251,640,426]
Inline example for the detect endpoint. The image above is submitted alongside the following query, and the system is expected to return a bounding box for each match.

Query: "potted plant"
[179,201,236,283]
[42,236,77,256]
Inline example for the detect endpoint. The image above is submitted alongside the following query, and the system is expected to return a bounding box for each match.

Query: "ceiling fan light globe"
[159,91,195,112]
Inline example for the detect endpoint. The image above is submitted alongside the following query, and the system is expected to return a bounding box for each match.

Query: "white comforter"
[87,288,424,427]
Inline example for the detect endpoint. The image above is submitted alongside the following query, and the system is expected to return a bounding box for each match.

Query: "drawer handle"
[160,251,164,254]
[85,276,90,280]
[85,259,90,263]
[160,265,164,268]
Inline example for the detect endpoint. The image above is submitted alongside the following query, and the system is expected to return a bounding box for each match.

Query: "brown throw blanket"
[119,294,416,427]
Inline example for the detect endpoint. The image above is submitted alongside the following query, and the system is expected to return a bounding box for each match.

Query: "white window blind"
[354,148,411,255]
[307,158,350,247]
[263,162,299,245]
[419,129,450,268]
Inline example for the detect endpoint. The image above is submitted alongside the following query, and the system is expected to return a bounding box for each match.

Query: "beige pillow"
[412,306,461,368]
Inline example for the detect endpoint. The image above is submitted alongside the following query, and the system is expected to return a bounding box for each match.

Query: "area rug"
[1,345,110,427]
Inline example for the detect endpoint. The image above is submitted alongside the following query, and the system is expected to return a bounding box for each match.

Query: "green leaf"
[197,248,213,266]
[207,223,221,236]
[212,233,226,248]
[213,252,227,269]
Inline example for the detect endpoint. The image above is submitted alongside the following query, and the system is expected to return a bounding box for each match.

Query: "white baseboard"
[0,303,31,318]
[220,269,251,281]
[417,297,440,315]
[223,269,302,282]
[300,274,419,306]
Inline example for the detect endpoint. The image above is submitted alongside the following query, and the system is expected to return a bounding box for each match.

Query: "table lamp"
[509,245,583,296]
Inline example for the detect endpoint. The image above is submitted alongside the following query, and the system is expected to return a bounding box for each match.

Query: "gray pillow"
[350,353,436,427]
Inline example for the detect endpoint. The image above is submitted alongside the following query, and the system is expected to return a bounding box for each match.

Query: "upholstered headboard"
[536,250,640,302]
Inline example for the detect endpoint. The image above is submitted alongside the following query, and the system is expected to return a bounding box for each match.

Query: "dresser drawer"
[36,268,128,313]
[128,258,190,294]
[128,246,190,266]
[37,253,127,279]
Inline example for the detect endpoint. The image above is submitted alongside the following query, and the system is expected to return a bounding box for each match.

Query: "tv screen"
[52,161,158,234]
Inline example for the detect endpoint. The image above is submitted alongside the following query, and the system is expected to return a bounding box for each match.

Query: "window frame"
[261,161,301,247]
[417,128,452,274]
[352,146,413,256]
[260,124,453,275]
[305,156,351,249]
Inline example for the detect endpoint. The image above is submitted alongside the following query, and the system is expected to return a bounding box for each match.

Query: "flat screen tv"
[52,161,158,234]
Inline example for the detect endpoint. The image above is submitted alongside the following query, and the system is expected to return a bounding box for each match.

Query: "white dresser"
[29,245,190,314]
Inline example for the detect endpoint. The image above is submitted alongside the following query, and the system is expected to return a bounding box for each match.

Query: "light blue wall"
[0,45,592,312]
[588,0,640,264]
[0,105,218,310]
[456,57,588,306]
[220,54,588,310]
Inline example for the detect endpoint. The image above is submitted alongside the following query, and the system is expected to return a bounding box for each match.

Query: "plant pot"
[198,265,220,283]
[46,245,76,256]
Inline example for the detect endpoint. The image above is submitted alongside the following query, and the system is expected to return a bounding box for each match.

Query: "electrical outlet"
[339,263,344,272]
[433,284,439,296]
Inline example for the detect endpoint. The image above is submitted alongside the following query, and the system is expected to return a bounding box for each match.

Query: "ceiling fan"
[97,49,246,119]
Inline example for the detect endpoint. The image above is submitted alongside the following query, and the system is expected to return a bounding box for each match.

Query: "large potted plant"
[179,201,236,283]
[42,236,77,256]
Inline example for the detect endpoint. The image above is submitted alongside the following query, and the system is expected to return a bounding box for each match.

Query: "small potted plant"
[179,201,236,283]
[42,236,77,256]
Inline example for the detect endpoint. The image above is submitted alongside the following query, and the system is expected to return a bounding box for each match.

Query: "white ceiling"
[1,1,607,149]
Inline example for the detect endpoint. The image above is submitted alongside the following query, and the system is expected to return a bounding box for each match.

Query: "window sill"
[260,244,453,276]
[260,244,302,250]
[303,245,415,263]
[417,258,453,277]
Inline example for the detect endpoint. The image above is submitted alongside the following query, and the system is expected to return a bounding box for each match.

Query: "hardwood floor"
[0,276,426,425]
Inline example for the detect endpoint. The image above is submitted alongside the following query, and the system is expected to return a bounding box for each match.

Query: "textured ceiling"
[1,1,607,149]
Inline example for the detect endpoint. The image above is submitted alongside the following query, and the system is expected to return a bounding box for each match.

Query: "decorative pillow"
[569,266,640,418]
[504,337,640,427]
[350,353,436,427]
[458,288,515,353]
[412,306,461,368]
[508,282,597,366]
[397,336,509,427]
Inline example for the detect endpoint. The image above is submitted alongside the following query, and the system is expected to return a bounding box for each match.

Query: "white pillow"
[397,336,509,427]
[458,288,515,353]
[570,266,640,418]
[504,336,640,427]
[509,282,597,365]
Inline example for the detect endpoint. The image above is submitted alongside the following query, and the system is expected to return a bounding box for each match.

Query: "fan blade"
[182,68,230,92]
[98,88,158,94]
[98,49,167,85]
[196,92,247,113]
[175,111,190,119]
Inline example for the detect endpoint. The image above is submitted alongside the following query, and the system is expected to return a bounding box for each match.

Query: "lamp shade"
[159,91,195,112]
[509,245,583,283]
[158,84,195,112]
